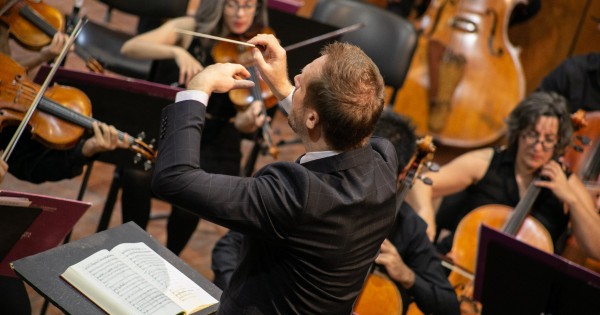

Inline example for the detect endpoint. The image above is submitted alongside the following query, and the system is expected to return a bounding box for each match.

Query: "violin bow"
[0,0,19,16]
[283,23,364,51]
[175,22,365,52]
[1,17,88,162]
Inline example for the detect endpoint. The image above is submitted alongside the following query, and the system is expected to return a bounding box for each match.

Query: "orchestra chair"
[310,0,418,105]
[73,0,188,79]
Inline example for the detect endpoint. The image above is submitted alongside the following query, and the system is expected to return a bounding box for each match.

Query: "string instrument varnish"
[393,0,525,148]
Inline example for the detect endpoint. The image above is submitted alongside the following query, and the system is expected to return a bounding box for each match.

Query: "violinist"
[406,91,600,263]
[119,0,267,255]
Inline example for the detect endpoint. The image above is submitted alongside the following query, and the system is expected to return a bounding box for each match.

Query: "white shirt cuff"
[175,90,209,106]
[278,87,294,116]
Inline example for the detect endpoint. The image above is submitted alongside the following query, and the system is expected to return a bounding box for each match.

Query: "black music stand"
[11,222,221,315]
[474,225,600,315]
[34,67,181,232]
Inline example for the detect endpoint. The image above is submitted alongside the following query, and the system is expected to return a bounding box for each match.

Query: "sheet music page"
[111,242,218,314]
[0,197,31,207]
[61,249,185,315]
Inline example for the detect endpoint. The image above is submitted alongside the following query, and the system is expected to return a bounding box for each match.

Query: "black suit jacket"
[152,100,398,314]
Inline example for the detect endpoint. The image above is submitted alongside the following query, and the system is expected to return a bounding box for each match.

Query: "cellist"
[406,91,600,262]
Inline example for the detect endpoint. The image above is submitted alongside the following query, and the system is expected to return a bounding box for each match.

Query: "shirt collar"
[299,150,342,164]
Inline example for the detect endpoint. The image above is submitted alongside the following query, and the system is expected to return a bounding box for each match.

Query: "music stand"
[474,225,600,315]
[0,190,90,278]
[11,222,221,315]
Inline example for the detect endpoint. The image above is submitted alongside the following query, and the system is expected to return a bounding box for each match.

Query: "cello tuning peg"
[577,135,590,146]
[419,176,433,186]
[136,132,146,141]
[133,153,142,164]
[427,162,440,172]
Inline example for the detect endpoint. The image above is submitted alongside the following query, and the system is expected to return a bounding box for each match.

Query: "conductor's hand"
[187,63,254,95]
[248,34,293,101]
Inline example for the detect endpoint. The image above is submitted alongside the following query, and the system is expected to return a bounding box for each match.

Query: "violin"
[353,136,437,315]
[0,53,156,167]
[0,0,64,50]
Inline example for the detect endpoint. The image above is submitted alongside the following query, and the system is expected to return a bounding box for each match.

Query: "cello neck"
[501,178,542,236]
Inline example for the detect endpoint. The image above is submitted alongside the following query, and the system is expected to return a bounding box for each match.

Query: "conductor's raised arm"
[248,34,294,101]
[187,63,254,95]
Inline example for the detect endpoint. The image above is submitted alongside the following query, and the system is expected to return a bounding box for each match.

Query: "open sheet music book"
[61,242,218,315]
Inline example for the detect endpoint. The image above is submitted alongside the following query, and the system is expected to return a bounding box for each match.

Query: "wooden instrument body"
[448,204,553,303]
[354,270,403,315]
[0,53,89,149]
[394,0,526,147]
[0,0,64,50]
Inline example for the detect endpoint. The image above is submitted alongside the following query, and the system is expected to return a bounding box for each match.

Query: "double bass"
[393,0,525,148]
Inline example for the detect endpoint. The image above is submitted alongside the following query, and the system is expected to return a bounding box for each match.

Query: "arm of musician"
[121,16,202,85]
[248,34,294,101]
[376,224,460,314]
[17,32,67,71]
[405,148,493,240]
[0,123,124,184]
[535,161,600,260]
[234,101,265,133]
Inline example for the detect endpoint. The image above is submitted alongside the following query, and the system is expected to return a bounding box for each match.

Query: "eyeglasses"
[521,130,557,151]
[224,1,257,15]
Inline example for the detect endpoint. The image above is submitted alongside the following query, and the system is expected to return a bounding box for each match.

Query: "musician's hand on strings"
[187,63,253,95]
[81,122,130,157]
[40,32,69,61]
[234,101,267,133]
[0,157,8,184]
[374,239,415,289]
[174,47,203,86]
[535,160,576,204]
[248,34,293,100]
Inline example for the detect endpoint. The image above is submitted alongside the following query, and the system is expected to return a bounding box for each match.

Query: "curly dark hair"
[506,91,573,158]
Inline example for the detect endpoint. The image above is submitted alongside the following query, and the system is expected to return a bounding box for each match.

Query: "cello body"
[393,0,525,148]
[448,204,553,294]
[353,271,403,315]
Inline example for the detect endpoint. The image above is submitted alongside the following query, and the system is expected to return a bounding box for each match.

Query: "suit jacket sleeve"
[152,100,308,237]
[395,204,460,315]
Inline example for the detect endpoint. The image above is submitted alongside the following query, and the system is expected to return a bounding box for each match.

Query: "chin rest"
[75,20,151,79]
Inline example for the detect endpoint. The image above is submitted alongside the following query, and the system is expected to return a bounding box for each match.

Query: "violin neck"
[502,181,542,235]
[20,5,57,38]
[38,96,132,143]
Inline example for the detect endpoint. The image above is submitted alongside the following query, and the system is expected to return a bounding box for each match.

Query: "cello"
[353,136,437,315]
[393,0,525,148]
[445,111,587,314]
[561,110,600,273]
